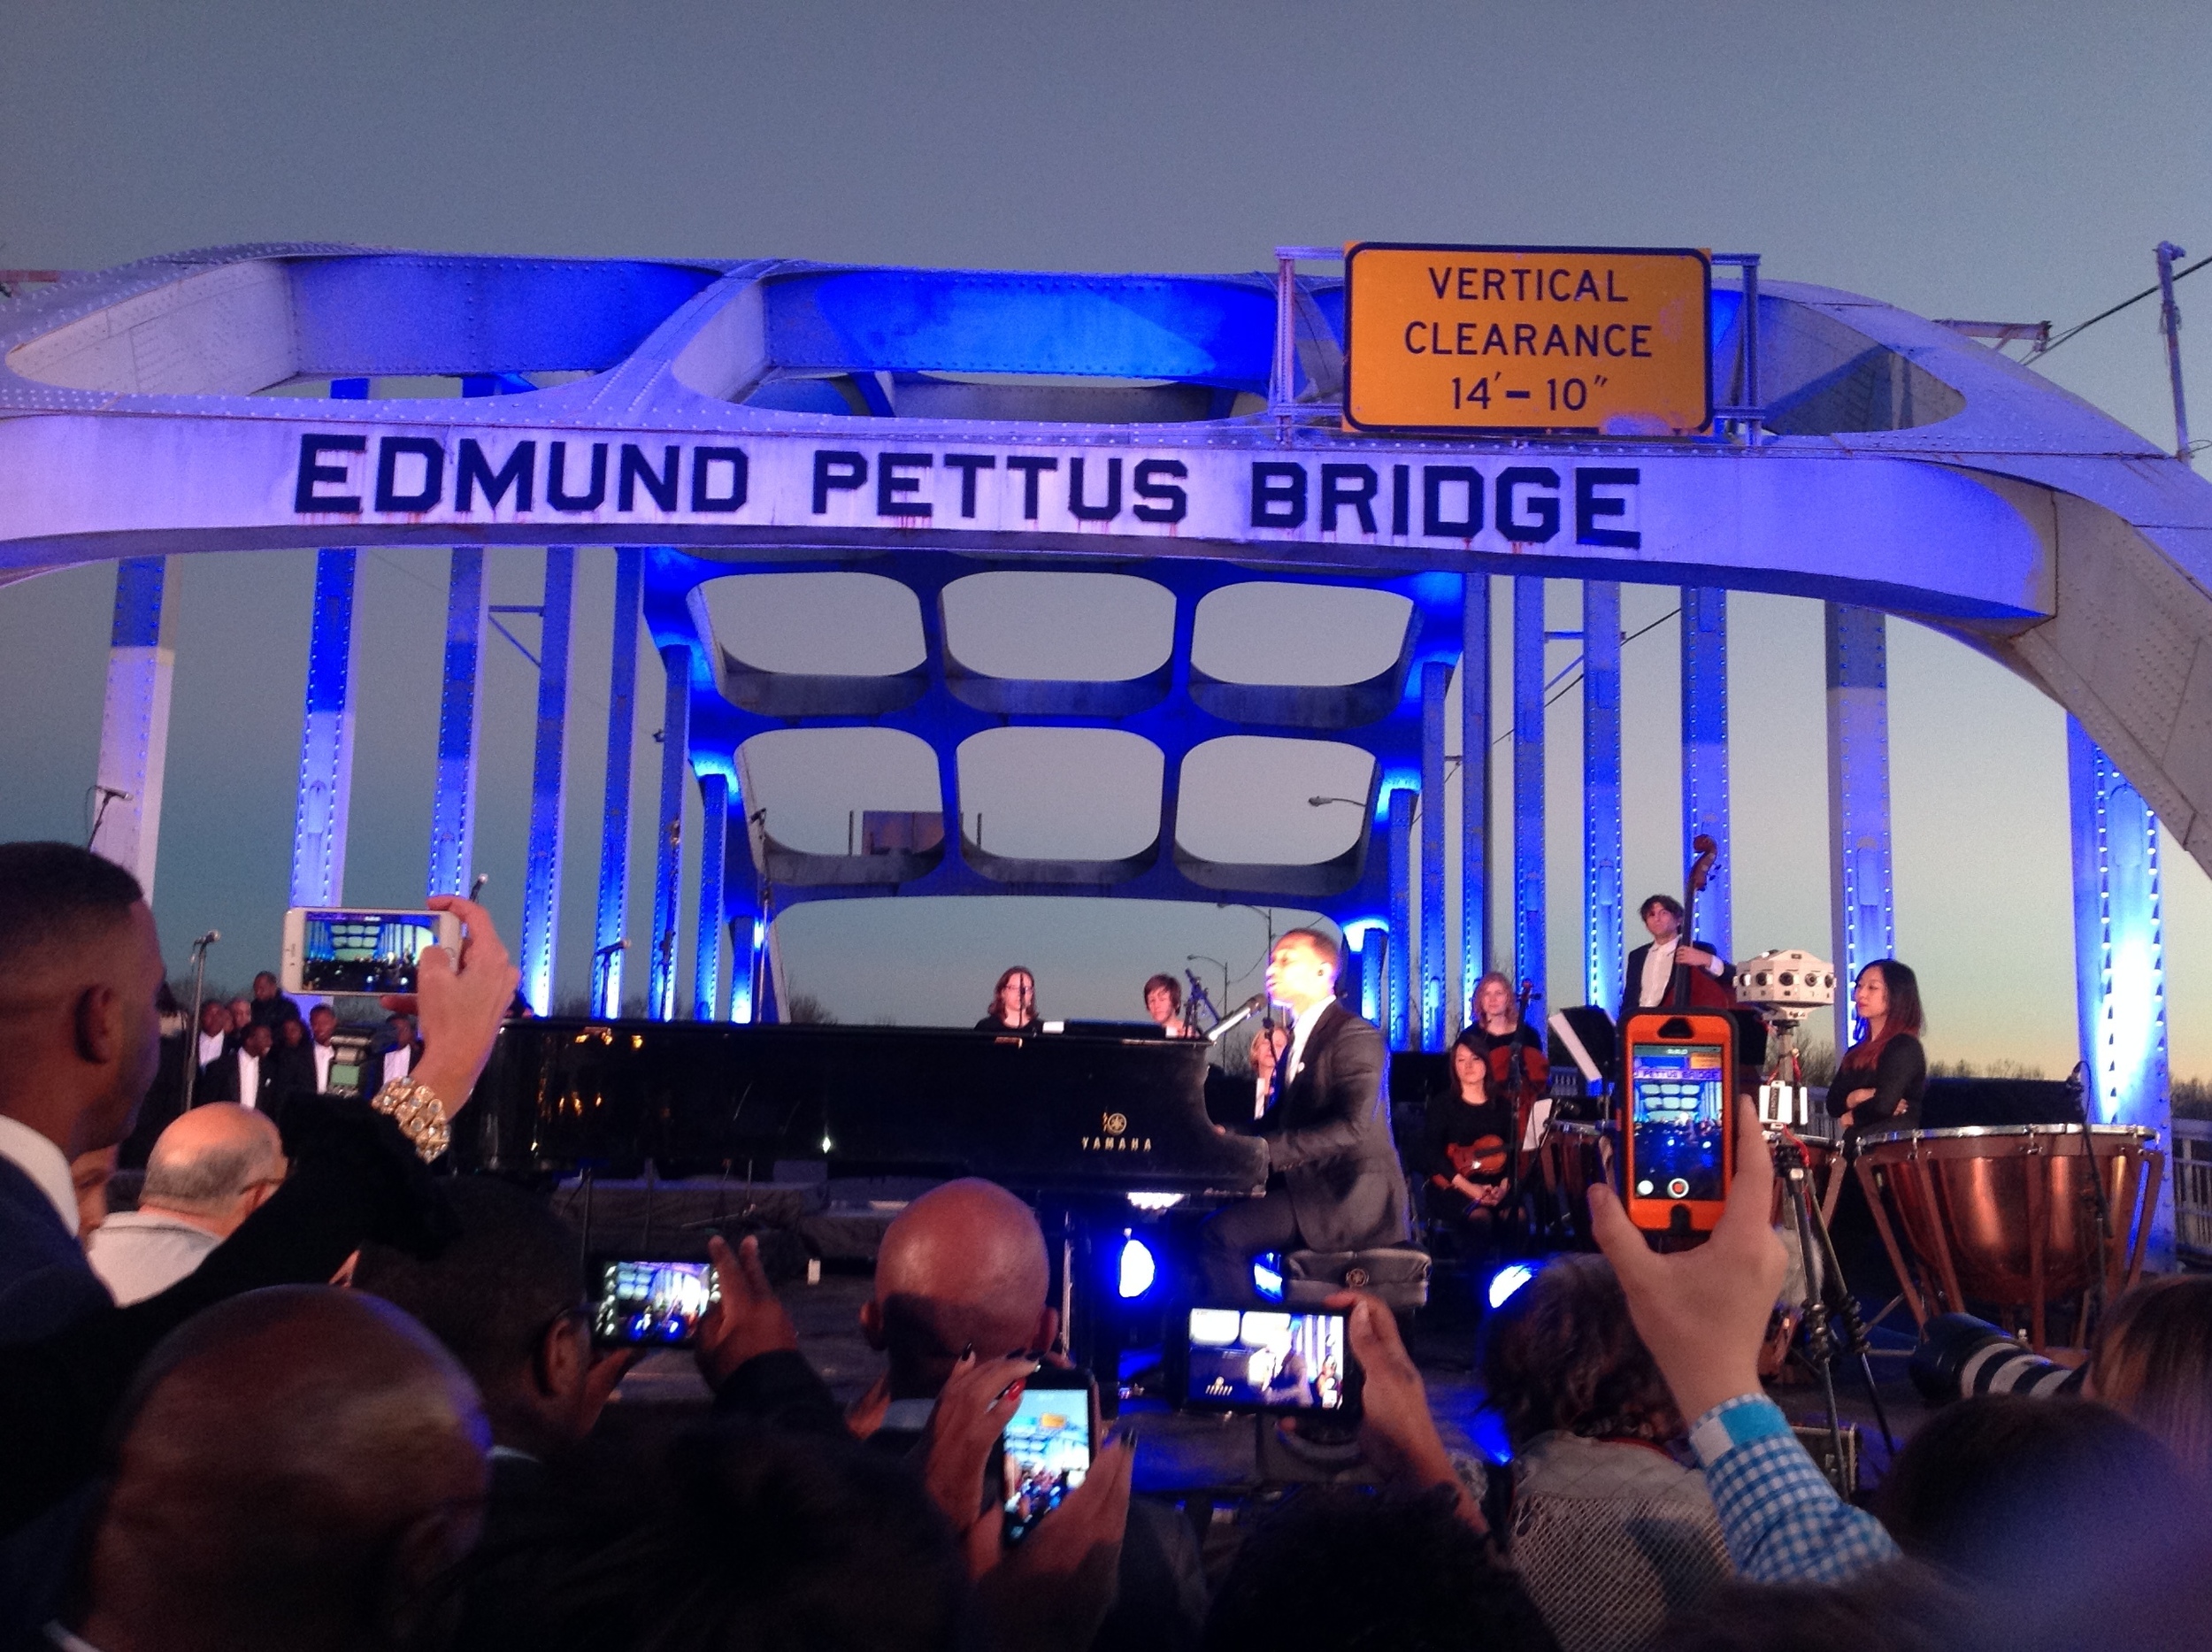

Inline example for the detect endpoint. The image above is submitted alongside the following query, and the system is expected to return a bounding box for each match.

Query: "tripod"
[1772,1133,1897,1475]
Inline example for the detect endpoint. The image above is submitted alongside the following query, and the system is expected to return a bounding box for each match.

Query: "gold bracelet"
[370,1077,452,1164]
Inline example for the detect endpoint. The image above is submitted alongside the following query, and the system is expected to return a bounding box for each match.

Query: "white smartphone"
[280,907,465,995]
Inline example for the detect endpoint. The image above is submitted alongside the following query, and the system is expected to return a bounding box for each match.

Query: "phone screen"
[1001,1381,1092,1544]
[592,1259,721,1348]
[296,910,446,995]
[1629,1041,1729,1203]
[1183,1308,1351,1411]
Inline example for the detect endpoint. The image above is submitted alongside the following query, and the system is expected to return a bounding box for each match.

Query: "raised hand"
[918,1351,1036,1544]
[1323,1291,1485,1533]
[380,894,518,1113]
[1587,1103,1786,1422]
[974,1432,1135,1652]
[695,1233,801,1389]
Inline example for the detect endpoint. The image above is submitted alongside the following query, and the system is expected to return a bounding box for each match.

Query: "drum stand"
[1774,1137,1898,1464]
[2064,1064,2120,1339]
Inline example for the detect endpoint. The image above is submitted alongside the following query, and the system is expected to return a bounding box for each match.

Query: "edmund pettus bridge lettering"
[289,431,1643,551]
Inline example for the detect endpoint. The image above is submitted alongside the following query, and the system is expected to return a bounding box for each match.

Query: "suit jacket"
[0,1095,459,1538]
[199,1047,281,1114]
[0,1159,111,1346]
[1252,1001,1409,1252]
[1621,939,1729,1019]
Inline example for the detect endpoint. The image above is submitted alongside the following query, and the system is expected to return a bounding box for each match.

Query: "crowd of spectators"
[1,838,2209,1651]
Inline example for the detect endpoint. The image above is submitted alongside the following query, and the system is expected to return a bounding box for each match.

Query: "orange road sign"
[1344,244,1711,435]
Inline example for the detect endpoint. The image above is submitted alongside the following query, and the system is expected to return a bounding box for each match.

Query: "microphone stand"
[180,931,219,1111]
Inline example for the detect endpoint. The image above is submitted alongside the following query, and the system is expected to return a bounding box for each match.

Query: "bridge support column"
[426,548,488,896]
[1513,578,1547,1004]
[649,643,692,1020]
[1386,788,1414,1049]
[1824,603,1895,1053]
[90,557,173,899]
[1681,587,1732,957]
[518,548,574,1012]
[1419,659,1448,1049]
[288,550,357,907]
[2069,718,2172,1263]
[1358,930,1387,1027]
[1583,581,1624,1014]
[693,772,729,1021]
[727,806,762,1024]
[594,549,642,1015]
[1460,576,1491,1030]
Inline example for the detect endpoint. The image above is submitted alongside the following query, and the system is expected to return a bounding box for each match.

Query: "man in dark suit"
[1620,894,1731,1018]
[1200,928,1409,1302]
[197,1019,280,1116]
[0,841,518,1546]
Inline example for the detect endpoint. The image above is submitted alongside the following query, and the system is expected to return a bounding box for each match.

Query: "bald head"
[81,1287,489,1652]
[866,1179,1053,1397]
[141,1103,288,1237]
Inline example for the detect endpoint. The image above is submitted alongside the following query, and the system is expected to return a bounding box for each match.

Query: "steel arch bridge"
[1,243,2204,1247]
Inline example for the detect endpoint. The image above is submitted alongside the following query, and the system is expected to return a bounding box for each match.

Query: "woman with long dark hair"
[975,966,1041,1035]
[1826,958,1927,1130]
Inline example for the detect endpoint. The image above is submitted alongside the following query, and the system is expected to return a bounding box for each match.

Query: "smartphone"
[1177,1306,1356,1414]
[1000,1367,1094,1546]
[589,1257,722,1348]
[280,907,464,995]
[1619,1010,1738,1236]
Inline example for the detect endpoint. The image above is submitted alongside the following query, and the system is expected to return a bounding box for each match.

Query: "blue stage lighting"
[1487,1262,1538,1310]
[1117,1233,1156,1300]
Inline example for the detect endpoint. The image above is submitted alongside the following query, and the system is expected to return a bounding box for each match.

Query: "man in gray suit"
[1200,928,1409,1302]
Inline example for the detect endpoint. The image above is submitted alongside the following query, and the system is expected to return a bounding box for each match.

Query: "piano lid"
[464,1017,1269,1195]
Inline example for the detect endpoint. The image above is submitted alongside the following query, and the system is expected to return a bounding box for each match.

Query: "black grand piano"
[459,1017,1270,1201]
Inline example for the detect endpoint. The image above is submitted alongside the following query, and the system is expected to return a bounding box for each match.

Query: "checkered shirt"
[1692,1395,1900,1584]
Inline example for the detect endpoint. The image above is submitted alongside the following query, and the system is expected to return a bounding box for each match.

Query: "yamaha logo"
[1080,1111,1151,1154]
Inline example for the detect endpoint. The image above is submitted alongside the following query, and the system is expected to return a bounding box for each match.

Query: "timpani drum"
[1853,1123,2163,1353]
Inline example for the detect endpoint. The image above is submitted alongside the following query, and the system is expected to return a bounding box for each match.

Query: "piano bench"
[1283,1248,1432,1312]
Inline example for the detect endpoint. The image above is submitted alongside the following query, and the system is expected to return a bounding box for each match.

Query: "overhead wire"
[2036,253,2212,359]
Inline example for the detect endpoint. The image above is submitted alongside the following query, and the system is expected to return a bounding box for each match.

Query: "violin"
[1673,834,1739,1010]
[1438,1134,1509,1185]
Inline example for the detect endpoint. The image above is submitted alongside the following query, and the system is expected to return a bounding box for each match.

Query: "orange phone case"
[1619,1010,1738,1236]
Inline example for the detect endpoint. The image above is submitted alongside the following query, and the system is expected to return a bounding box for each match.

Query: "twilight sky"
[1,0,2208,1076]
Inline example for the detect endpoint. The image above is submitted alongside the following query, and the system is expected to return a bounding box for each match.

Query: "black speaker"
[1919,1077,2081,1129]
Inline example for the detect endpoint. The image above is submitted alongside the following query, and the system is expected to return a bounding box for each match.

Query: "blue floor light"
[1487,1262,1538,1310]
[1251,1252,1285,1302]
[1118,1231,1156,1300]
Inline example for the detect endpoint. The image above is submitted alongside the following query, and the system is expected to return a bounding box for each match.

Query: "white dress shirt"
[1637,939,1680,1009]
[313,1040,336,1092]
[0,1112,77,1237]
[86,1209,222,1305]
[197,1029,227,1068]
[1282,997,1333,1088]
[382,1045,412,1085]
[234,1049,262,1109]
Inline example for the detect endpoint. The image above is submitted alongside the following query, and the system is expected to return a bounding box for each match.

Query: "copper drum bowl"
[1854,1124,2162,1350]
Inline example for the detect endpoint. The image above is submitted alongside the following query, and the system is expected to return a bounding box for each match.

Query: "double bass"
[1672,834,1738,1010]
[1487,978,1550,1170]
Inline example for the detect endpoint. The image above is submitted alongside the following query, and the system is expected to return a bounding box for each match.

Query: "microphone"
[193,930,220,949]
[1208,993,1271,1045]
